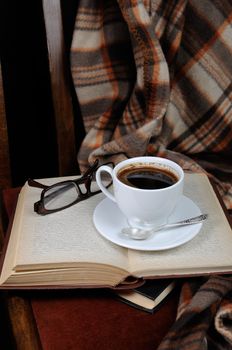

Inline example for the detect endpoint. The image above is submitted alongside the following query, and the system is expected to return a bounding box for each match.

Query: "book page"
[0,186,27,284]
[6,178,130,273]
[128,173,232,276]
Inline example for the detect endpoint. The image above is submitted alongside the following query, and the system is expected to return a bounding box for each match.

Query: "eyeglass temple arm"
[79,159,114,182]
[80,159,99,179]
[27,178,49,189]
[28,159,113,190]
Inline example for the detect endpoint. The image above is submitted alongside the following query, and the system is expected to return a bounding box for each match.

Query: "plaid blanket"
[70,0,232,210]
[71,1,232,348]
[157,276,232,350]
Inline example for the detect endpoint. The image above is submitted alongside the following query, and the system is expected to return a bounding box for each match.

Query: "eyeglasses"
[28,159,114,215]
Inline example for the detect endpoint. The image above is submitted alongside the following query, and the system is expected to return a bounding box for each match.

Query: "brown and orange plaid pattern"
[71,0,232,210]
[158,276,232,350]
[71,1,232,348]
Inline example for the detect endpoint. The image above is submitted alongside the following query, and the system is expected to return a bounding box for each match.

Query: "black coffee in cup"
[117,164,179,190]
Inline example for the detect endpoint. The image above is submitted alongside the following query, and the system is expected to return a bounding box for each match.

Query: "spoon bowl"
[121,213,208,240]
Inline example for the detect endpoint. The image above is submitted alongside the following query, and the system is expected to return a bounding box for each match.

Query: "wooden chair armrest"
[6,293,42,350]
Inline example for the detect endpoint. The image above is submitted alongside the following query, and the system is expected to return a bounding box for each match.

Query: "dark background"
[0,0,84,187]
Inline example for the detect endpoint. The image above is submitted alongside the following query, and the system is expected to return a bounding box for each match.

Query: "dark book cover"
[115,279,176,313]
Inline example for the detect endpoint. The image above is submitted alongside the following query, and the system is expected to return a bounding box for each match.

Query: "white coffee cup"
[96,156,184,229]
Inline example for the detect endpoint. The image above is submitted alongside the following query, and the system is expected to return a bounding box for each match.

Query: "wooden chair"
[0,1,178,349]
[0,1,78,348]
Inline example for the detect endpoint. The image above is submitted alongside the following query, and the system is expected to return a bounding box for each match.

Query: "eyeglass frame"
[28,159,114,215]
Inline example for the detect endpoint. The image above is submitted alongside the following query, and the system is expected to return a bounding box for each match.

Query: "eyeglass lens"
[43,183,79,210]
[43,175,112,211]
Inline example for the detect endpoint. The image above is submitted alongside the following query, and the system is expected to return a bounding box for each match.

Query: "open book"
[0,173,232,289]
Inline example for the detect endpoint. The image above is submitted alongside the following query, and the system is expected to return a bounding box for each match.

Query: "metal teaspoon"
[121,213,208,240]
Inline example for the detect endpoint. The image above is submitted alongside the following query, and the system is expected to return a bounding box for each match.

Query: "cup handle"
[96,165,116,202]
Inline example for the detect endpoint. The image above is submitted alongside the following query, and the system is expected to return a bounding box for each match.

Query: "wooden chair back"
[42,0,77,176]
[0,0,77,190]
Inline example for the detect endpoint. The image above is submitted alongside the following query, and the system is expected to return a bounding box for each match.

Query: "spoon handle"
[121,213,208,240]
[163,213,208,229]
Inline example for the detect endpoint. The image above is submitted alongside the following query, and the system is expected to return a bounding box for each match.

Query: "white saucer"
[93,196,202,251]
